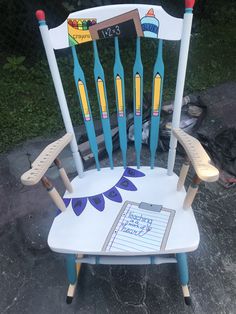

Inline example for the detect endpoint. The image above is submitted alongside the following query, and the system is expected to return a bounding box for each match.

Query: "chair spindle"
[183,174,201,209]
[150,40,164,168]
[71,46,100,170]
[113,37,127,168]
[41,176,66,212]
[54,158,73,193]
[177,156,190,191]
[133,37,143,168]
[93,41,113,169]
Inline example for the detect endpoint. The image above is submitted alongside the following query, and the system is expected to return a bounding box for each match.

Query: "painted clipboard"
[103,201,175,253]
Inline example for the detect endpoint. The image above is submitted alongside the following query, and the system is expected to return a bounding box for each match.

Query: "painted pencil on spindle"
[133,37,143,168]
[153,74,161,116]
[71,46,100,170]
[97,78,108,119]
[116,75,124,117]
[150,73,162,168]
[78,80,90,121]
[114,37,127,167]
[93,41,113,169]
[150,39,164,168]
[135,73,141,116]
[77,79,100,169]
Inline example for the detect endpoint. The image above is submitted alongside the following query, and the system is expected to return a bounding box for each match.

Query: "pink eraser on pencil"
[36,10,45,21]
[185,0,195,9]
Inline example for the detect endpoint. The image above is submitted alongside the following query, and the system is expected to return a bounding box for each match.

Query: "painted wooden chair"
[21,1,219,305]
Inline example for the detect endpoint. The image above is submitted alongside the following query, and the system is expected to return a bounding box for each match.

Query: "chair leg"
[176,253,191,306]
[65,254,81,304]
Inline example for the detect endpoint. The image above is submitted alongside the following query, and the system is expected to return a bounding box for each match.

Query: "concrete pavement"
[0,82,236,314]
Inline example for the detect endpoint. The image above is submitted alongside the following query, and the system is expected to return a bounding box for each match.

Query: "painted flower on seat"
[56,167,145,216]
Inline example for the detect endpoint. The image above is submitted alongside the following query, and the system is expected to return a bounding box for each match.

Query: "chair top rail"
[48,4,183,50]
[21,133,73,186]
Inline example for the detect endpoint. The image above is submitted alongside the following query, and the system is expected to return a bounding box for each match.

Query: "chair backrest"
[36,1,195,178]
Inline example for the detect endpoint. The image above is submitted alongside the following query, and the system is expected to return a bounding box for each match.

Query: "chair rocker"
[21,1,219,305]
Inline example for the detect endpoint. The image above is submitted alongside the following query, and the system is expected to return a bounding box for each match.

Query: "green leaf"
[16,56,26,64]
[3,63,11,70]
[19,65,26,71]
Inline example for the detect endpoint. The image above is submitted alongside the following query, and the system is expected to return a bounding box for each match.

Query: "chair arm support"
[21,133,73,186]
[172,128,219,182]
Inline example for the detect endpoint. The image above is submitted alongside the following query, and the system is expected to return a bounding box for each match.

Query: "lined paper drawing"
[103,201,175,252]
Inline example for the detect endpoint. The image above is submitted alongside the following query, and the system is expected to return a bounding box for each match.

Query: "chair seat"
[48,166,200,255]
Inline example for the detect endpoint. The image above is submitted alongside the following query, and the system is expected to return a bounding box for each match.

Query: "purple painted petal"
[63,198,71,207]
[116,176,137,191]
[72,197,87,216]
[55,208,61,216]
[56,198,71,216]
[123,167,145,178]
[104,186,122,203]
[89,194,105,212]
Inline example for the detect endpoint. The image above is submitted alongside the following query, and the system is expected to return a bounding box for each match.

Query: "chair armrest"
[172,128,219,182]
[21,133,73,186]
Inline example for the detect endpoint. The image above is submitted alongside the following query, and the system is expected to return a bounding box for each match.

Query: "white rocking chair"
[21,0,219,305]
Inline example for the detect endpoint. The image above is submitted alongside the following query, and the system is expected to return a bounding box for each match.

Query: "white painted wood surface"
[75,255,177,265]
[48,167,199,255]
[38,23,84,177]
[49,4,183,50]
[167,12,193,175]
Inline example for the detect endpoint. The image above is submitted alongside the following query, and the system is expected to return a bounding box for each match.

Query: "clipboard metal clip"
[139,202,162,212]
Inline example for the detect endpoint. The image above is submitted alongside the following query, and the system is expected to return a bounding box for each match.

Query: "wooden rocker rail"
[173,128,219,183]
[21,133,73,186]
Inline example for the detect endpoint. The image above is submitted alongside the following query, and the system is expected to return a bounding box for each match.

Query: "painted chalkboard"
[89,9,143,40]
[97,20,137,39]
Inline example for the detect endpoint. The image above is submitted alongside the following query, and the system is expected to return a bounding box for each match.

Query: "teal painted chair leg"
[66,254,78,304]
[176,253,191,306]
